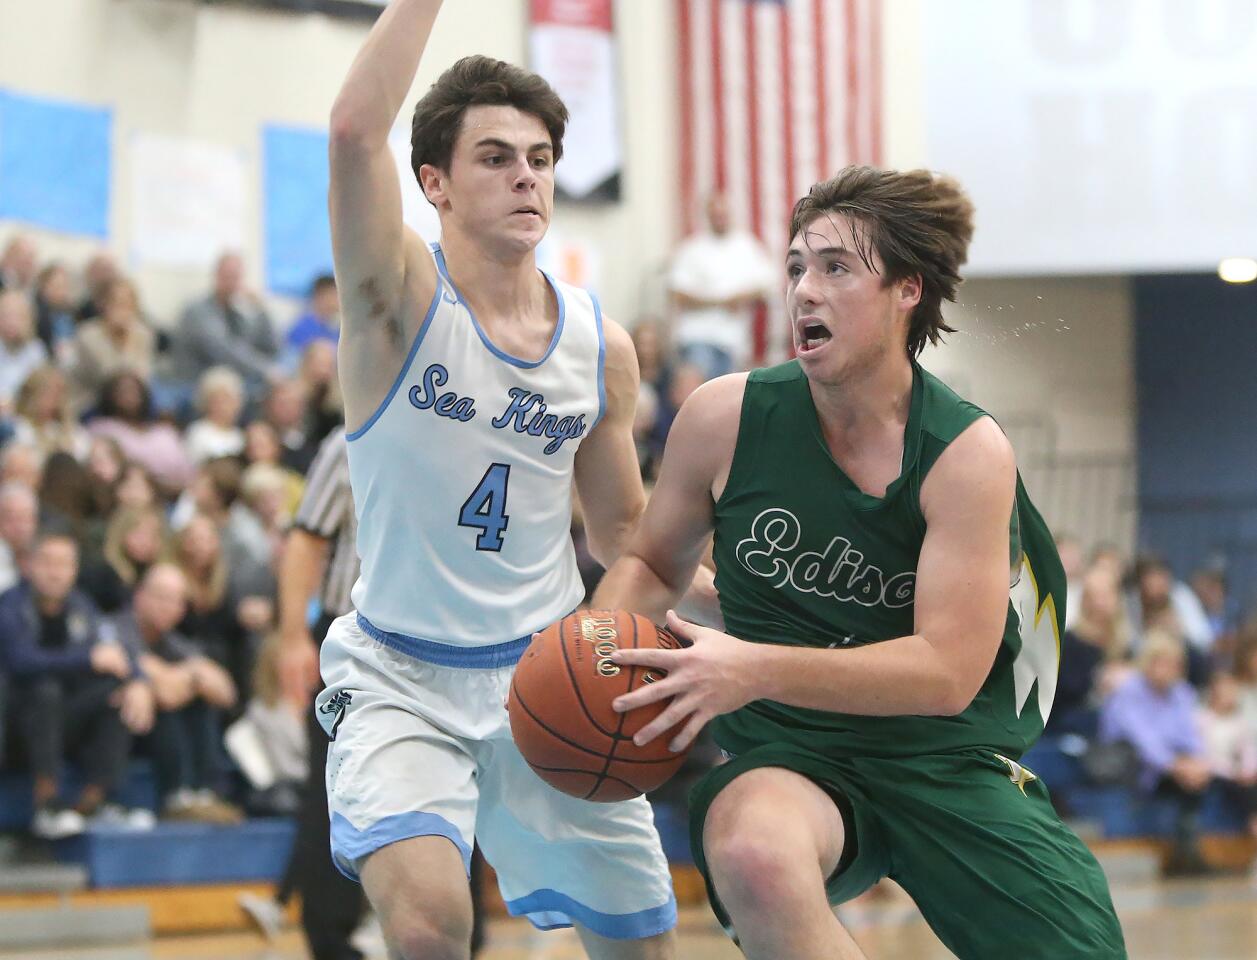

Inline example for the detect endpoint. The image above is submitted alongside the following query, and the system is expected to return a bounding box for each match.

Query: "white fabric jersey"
[346,245,603,647]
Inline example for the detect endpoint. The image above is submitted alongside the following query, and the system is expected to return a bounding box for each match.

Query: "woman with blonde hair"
[80,504,172,612]
[12,365,91,461]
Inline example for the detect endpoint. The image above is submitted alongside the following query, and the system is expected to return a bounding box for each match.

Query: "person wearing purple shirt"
[1099,630,1215,875]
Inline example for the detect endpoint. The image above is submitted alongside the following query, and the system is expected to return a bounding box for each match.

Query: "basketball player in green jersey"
[593,167,1126,959]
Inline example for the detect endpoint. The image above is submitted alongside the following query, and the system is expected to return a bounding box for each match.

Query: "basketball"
[507,609,691,802]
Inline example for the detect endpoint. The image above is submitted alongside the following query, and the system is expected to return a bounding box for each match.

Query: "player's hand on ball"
[610,609,760,754]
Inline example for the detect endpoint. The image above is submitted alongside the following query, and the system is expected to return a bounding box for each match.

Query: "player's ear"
[897,273,923,310]
[419,163,447,207]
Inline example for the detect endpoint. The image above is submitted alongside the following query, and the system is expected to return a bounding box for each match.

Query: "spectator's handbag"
[1081,739,1141,786]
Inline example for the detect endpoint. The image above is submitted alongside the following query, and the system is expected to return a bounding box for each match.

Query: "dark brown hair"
[789,166,975,357]
[411,55,569,181]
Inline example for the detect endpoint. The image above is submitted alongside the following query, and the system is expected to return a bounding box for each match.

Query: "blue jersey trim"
[329,811,472,882]
[345,285,442,442]
[432,243,565,369]
[591,291,607,428]
[504,888,678,940]
[356,613,532,668]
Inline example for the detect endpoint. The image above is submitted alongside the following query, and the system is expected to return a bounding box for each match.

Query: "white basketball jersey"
[345,245,603,647]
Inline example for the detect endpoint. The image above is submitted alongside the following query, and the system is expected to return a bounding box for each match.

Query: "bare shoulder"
[663,372,748,493]
[601,317,639,381]
[920,416,1016,517]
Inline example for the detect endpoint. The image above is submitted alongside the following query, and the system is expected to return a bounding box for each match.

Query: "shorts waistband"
[356,613,532,668]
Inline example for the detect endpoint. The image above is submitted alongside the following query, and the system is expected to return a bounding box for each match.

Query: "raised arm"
[329,0,442,425]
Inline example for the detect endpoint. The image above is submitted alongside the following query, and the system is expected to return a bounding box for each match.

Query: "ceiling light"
[1218,258,1257,283]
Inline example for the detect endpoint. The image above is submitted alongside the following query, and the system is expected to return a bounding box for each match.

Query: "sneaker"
[91,803,157,831]
[238,891,285,940]
[162,788,202,821]
[31,804,87,841]
[190,789,245,825]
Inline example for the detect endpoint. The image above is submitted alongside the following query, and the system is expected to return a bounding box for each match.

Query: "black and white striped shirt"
[294,428,358,619]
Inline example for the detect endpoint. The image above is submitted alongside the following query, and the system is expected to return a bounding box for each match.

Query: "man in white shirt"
[668,193,777,379]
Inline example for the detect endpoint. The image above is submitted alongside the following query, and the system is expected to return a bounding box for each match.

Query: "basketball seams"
[585,611,640,799]
[508,679,678,765]
[558,615,619,739]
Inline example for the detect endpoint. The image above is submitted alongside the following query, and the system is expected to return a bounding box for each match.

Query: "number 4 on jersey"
[459,463,511,551]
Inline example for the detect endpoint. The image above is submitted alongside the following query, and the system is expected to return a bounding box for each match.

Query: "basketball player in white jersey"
[316,2,680,958]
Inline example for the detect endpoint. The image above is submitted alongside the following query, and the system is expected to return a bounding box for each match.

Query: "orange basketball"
[507,609,690,802]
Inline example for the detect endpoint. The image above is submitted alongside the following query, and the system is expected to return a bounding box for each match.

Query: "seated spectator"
[0,531,155,838]
[0,483,38,593]
[1191,565,1240,665]
[1099,632,1213,875]
[33,263,77,364]
[296,341,344,446]
[1046,565,1133,737]
[239,463,290,570]
[38,452,113,562]
[1197,671,1257,844]
[79,505,172,614]
[71,277,155,413]
[282,274,339,369]
[235,631,307,817]
[263,377,317,473]
[86,435,126,492]
[12,366,91,461]
[0,442,42,490]
[0,235,38,293]
[171,252,278,401]
[174,512,254,704]
[76,252,121,323]
[88,371,193,494]
[114,564,241,823]
[1127,554,1215,668]
[243,421,304,516]
[114,461,160,511]
[184,366,246,464]
[0,290,49,413]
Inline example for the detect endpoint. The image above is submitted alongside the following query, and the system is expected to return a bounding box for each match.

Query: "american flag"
[674,0,884,359]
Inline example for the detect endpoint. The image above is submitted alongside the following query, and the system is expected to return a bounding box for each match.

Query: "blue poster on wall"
[0,89,111,237]
[262,125,332,298]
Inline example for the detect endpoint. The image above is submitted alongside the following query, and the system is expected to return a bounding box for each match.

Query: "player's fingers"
[664,608,701,642]
[609,646,678,669]
[612,672,682,712]
[669,711,708,754]
[632,696,697,747]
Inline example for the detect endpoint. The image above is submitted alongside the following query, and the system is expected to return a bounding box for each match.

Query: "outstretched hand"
[610,610,761,754]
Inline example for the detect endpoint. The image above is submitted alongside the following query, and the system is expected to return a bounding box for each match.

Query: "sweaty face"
[785,213,918,385]
[426,105,555,256]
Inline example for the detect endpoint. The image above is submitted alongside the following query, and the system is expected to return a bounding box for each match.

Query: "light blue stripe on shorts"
[330,811,472,882]
[504,888,678,939]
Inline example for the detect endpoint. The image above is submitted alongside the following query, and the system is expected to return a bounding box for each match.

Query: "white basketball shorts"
[316,612,677,939]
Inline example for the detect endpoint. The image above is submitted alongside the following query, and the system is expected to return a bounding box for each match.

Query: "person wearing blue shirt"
[283,275,340,371]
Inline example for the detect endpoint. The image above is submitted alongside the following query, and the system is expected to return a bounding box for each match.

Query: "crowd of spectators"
[0,233,341,839]
[1048,535,1257,874]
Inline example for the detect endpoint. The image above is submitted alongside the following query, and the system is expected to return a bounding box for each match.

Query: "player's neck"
[440,231,545,323]
[808,354,914,441]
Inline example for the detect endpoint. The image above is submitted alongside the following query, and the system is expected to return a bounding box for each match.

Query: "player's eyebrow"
[474,138,553,155]
[786,245,852,261]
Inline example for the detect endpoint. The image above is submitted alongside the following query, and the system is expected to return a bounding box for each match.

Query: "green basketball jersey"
[710,360,1065,760]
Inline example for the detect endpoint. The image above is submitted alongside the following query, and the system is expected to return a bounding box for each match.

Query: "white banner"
[530,0,622,201]
[129,133,247,268]
[922,0,1257,275]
